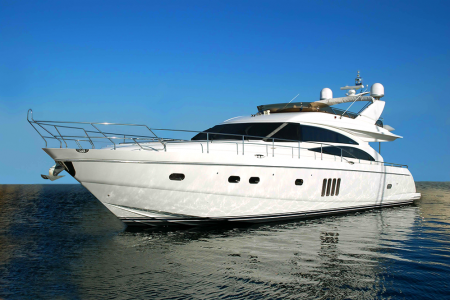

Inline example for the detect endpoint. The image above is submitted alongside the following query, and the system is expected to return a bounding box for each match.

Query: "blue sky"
[1,0,449,183]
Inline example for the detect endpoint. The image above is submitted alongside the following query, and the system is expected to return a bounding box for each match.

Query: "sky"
[1,0,449,183]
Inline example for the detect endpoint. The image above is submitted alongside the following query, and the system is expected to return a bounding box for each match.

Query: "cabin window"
[270,123,358,144]
[271,123,302,142]
[249,177,260,184]
[192,123,282,141]
[387,184,392,189]
[192,122,358,145]
[228,176,240,183]
[308,146,374,161]
[301,125,358,145]
[169,173,185,181]
[295,179,303,186]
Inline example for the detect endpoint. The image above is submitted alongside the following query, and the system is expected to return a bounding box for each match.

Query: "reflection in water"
[0,183,449,299]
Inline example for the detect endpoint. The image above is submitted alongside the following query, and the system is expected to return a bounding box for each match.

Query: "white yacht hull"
[44,148,420,226]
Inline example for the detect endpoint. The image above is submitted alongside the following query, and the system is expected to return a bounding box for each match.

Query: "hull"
[44,148,420,226]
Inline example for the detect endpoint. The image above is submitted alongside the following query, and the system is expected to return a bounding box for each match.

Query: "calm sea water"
[0,182,449,299]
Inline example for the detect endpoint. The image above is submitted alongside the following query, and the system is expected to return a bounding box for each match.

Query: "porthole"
[169,173,185,181]
[249,177,260,184]
[295,179,303,186]
[387,184,392,189]
[228,176,240,183]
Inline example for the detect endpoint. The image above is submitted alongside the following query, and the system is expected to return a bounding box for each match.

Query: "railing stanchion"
[54,126,67,148]
[83,129,95,149]
[272,138,274,157]
[298,142,300,159]
[242,135,244,155]
[36,123,62,148]
[207,133,209,154]
[132,138,144,150]
[266,144,268,157]
[91,123,115,150]
[341,149,343,162]
[27,109,48,147]
[145,126,165,151]
[321,144,323,160]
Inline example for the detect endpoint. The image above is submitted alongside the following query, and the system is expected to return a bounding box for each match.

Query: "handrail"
[27,109,408,168]
[91,124,116,150]
[28,109,47,147]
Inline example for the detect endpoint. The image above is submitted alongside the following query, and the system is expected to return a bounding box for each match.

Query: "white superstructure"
[29,73,421,226]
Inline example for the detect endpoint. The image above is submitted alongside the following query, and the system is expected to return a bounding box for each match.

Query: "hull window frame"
[228,176,240,183]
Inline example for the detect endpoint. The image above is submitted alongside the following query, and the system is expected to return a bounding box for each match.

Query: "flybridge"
[257,71,386,126]
[256,101,376,122]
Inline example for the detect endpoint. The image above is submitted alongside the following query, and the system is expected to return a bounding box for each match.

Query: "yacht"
[29,73,421,226]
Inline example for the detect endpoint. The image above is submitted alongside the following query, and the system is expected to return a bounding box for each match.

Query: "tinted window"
[301,125,357,144]
[272,123,302,141]
[191,123,283,141]
[192,122,358,145]
[309,146,375,161]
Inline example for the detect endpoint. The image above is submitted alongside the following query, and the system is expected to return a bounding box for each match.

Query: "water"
[0,183,449,299]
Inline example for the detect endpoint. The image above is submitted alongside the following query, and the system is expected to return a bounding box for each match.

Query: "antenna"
[340,71,364,91]
[355,70,363,86]
[281,94,300,109]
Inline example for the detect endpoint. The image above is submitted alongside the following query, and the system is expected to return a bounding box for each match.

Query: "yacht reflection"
[77,205,418,299]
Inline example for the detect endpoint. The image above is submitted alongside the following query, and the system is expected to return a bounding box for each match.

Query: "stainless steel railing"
[27,109,408,168]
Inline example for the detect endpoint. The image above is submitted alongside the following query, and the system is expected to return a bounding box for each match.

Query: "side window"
[342,147,375,161]
[191,123,282,141]
[301,125,358,145]
[308,146,374,161]
[192,122,358,145]
[271,123,302,142]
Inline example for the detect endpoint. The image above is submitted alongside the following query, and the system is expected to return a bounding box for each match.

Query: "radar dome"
[371,83,384,99]
[320,88,333,100]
